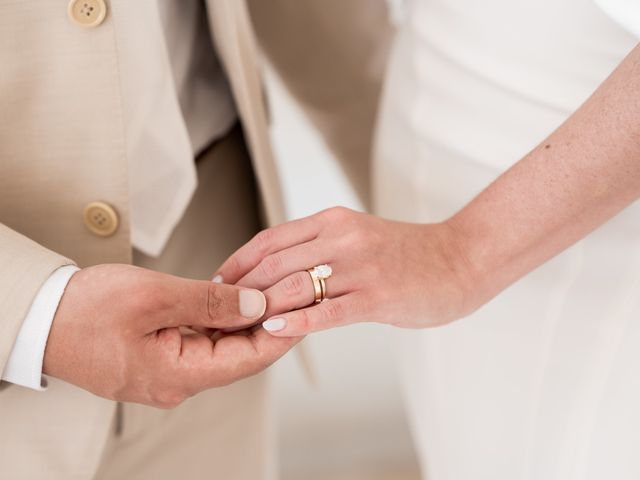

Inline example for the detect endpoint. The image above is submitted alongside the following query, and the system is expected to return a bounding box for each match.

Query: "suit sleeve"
[247,0,394,209]
[0,224,74,378]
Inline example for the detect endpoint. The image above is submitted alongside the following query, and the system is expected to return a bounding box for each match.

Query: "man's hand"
[43,264,300,408]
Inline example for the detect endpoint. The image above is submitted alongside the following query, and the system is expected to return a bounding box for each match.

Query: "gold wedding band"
[309,271,323,304]
[307,264,332,305]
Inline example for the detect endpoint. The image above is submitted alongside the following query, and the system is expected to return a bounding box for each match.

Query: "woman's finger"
[236,239,331,291]
[213,213,325,285]
[261,293,366,336]
[261,267,353,319]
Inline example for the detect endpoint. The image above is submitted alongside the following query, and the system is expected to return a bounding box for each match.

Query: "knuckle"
[224,255,243,278]
[107,371,131,403]
[252,229,276,256]
[323,300,344,323]
[335,231,354,251]
[257,254,284,282]
[282,272,306,296]
[350,294,369,319]
[150,387,186,410]
[322,206,351,222]
[297,309,312,331]
[346,228,368,247]
[207,284,229,319]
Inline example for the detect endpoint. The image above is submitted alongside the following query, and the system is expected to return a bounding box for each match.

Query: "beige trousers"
[95,126,276,480]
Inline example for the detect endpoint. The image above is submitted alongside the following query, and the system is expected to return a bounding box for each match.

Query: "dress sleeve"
[594,0,640,38]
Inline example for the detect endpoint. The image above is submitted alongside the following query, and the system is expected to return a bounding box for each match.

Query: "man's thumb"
[191,282,266,329]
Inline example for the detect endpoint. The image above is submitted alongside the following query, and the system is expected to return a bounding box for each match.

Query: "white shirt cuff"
[2,265,80,390]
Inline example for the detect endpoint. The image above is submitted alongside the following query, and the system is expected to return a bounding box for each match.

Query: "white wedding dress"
[373,1,640,478]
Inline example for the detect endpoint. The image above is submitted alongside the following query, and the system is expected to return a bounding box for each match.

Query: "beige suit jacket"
[0,0,391,476]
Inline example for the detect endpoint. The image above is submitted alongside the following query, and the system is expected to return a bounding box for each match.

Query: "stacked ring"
[307,264,333,304]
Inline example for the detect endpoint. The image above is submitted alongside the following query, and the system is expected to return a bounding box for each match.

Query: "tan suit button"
[84,202,119,237]
[68,0,107,28]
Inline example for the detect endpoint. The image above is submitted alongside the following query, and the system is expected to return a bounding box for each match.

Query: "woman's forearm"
[449,43,640,307]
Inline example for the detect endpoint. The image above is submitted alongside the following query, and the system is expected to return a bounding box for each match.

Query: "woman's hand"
[227,45,640,338]
[214,207,480,336]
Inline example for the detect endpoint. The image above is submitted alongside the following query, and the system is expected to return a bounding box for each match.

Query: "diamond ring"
[307,264,332,304]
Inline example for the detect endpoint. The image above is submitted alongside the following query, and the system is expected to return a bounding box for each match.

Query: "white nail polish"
[212,274,223,284]
[263,318,287,332]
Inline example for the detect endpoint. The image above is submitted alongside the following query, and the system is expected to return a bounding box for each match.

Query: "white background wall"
[264,67,420,480]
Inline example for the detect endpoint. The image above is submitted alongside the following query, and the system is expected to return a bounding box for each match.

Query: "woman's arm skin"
[451,42,640,311]
[214,43,640,336]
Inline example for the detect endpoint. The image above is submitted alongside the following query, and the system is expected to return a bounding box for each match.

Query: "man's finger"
[175,280,266,330]
[180,329,303,390]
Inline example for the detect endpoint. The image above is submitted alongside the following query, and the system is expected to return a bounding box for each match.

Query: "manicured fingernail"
[263,318,287,333]
[239,289,266,318]
[212,274,223,284]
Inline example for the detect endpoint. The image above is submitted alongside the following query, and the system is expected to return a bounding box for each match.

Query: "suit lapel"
[205,0,286,226]
[205,0,316,383]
